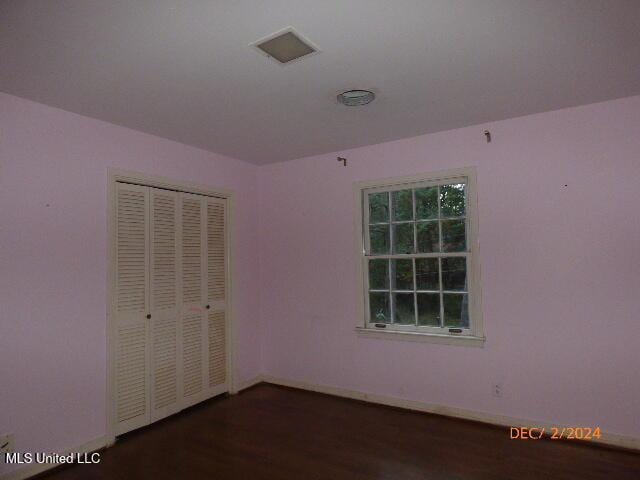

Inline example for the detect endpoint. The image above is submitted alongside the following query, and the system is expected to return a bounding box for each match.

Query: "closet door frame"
[106,169,235,444]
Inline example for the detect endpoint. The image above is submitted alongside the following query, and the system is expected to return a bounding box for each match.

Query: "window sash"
[362,179,469,255]
[362,256,472,333]
[361,175,474,336]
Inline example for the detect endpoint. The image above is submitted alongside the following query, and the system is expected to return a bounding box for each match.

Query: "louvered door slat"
[208,311,226,387]
[116,187,147,313]
[207,202,226,302]
[182,198,202,304]
[182,313,203,396]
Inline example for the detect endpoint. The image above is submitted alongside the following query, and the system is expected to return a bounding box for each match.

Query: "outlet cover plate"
[492,384,503,398]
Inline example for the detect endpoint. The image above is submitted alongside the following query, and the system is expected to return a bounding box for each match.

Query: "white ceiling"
[2,1,639,164]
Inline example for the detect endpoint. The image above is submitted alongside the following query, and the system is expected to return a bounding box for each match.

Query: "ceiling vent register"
[252,27,319,64]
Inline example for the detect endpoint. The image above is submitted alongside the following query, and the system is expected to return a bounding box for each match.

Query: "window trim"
[354,167,484,346]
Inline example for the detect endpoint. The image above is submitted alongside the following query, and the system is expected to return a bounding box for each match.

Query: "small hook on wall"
[337,156,347,166]
[483,130,492,143]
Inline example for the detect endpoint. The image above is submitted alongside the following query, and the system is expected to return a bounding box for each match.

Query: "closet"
[112,181,228,435]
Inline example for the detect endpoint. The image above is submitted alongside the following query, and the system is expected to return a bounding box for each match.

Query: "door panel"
[205,198,227,393]
[114,183,150,435]
[180,193,208,406]
[149,188,181,421]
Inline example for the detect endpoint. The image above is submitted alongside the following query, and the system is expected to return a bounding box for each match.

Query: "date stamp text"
[510,427,601,441]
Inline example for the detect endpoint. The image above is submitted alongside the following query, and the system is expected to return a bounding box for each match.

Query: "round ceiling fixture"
[337,89,375,106]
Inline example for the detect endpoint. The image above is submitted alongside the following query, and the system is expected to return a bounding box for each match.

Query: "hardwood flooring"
[41,384,640,480]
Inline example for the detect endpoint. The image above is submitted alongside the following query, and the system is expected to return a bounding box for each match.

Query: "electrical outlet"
[1,434,15,462]
[492,383,503,398]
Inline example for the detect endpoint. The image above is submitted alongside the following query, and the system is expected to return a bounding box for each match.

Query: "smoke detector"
[337,90,376,106]
[251,27,320,65]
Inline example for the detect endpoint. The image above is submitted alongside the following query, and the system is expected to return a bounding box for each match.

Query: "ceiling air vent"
[337,90,376,107]
[251,27,319,65]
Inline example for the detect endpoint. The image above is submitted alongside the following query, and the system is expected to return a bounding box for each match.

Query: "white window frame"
[354,167,484,347]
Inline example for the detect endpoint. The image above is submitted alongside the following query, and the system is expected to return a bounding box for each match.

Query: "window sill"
[355,327,485,347]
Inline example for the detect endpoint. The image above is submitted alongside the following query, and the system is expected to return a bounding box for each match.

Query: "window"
[356,168,484,346]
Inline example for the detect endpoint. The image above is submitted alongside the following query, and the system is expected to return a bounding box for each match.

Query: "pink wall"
[0,93,261,475]
[2,92,639,476]
[258,95,640,438]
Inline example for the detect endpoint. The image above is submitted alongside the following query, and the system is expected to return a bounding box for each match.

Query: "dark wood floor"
[42,384,640,480]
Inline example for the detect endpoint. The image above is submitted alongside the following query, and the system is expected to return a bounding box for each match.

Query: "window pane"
[441,219,466,252]
[369,259,389,290]
[369,292,390,323]
[443,293,469,328]
[417,293,440,326]
[415,258,439,290]
[370,224,390,254]
[393,293,415,325]
[392,189,413,221]
[416,221,439,253]
[440,183,465,217]
[415,186,438,220]
[368,192,389,223]
[393,223,414,254]
[442,257,467,291]
[392,259,413,291]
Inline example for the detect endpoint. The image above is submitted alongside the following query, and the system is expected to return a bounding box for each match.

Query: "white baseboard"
[1,436,107,480]
[262,375,640,452]
[235,375,264,393]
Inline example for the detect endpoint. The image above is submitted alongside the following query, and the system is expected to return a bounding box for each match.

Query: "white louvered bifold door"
[204,197,228,397]
[114,183,151,435]
[149,188,182,422]
[113,183,228,435]
[179,193,208,407]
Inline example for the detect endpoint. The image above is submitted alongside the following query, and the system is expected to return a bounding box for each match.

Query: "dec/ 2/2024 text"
[510,427,601,440]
